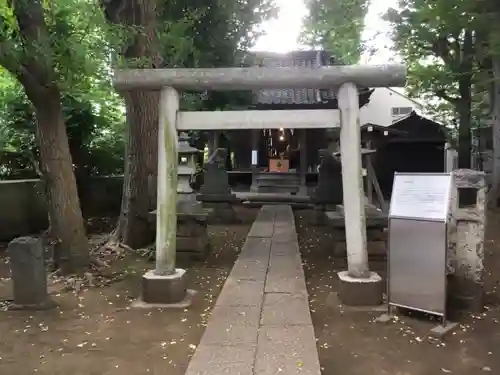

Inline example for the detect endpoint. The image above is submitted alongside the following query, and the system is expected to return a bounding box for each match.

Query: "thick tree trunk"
[104,0,161,249]
[113,91,159,249]
[33,92,90,273]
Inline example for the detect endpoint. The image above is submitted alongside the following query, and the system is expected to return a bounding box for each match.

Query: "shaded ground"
[0,206,257,375]
[296,209,500,375]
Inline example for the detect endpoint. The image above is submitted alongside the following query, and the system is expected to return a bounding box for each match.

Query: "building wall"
[360,88,423,126]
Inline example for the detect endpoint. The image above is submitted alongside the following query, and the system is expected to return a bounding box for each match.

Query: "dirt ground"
[296,209,500,375]
[0,207,257,375]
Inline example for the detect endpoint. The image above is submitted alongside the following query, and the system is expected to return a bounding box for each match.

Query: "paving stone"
[186,344,256,375]
[209,305,262,326]
[261,293,312,326]
[247,223,274,238]
[202,323,259,346]
[265,273,308,294]
[230,260,268,282]
[216,279,264,307]
[239,237,271,260]
[254,325,321,375]
[270,241,300,256]
[268,255,304,276]
[185,362,253,375]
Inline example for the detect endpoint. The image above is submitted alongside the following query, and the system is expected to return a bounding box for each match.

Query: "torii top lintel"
[113,64,406,92]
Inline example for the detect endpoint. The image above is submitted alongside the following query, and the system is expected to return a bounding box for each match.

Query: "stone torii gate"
[113,65,406,306]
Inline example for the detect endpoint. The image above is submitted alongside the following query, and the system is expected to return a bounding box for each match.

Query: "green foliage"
[0,0,277,178]
[0,69,125,179]
[300,0,369,63]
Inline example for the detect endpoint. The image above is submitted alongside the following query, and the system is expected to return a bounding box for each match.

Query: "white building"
[360,87,424,126]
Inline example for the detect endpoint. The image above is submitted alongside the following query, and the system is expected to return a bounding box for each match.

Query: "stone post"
[448,169,486,312]
[336,82,383,306]
[140,87,189,307]
[8,237,54,310]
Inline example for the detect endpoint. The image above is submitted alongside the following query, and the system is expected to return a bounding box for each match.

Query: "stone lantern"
[177,132,203,213]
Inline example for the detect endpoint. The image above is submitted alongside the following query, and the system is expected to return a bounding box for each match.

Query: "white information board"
[389,173,452,221]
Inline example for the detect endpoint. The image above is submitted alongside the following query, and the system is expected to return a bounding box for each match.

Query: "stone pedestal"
[201,199,239,224]
[177,212,210,260]
[8,237,55,310]
[141,269,190,305]
[337,271,383,306]
[149,208,210,260]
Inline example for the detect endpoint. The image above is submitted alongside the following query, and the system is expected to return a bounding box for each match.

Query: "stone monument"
[198,148,239,223]
[312,149,343,224]
[448,169,486,312]
[8,237,55,310]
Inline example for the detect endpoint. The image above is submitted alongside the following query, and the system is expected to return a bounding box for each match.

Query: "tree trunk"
[113,91,158,249]
[457,78,473,169]
[104,0,162,249]
[489,56,500,206]
[33,92,90,273]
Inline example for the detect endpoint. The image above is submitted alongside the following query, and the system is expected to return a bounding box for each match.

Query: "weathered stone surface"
[202,323,259,346]
[216,279,264,307]
[230,260,268,282]
[202,202,239,224]
[254,325,321,375]
[448,169,486,312]
[247,223,274,238]
[8,236,54,309]
[187,344,255,369]
[239,237,272,259]
[260,293,312,326]
[141,269,187,304]
[270,241,300,256]
[185,361,253,375]
[209,305,262,326]
[337,271,384,306]
[265,274,307,294]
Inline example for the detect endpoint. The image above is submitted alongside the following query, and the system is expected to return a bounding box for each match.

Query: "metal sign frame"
[387,172,452,324]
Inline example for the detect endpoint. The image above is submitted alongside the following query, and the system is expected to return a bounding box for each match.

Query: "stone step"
[258,185,299,194]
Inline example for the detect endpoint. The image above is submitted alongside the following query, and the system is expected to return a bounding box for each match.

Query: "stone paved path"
[185,205,321,375]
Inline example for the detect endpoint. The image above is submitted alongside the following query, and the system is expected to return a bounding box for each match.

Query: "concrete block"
[270,241,300,256]
[264,274,308,295]
[230,260,269,282]
[185,361,253,375]
[254,325,321,375]
[248,223,274,238]
[141,268,187,305]
[202,323,258,346]
[186,344,256,375]
[337,271,384,306]
[429,322,458,338]
[261,293,312,326]
[209,305,262,326]
[216,279,264,307]
[238,237,271,260]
